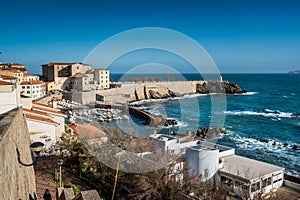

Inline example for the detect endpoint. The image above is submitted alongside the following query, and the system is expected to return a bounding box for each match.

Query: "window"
[251,182,260,192]
[22,86,25,89]
[27,91,30,94]
[262,177,272,187]
[27,86,30,89]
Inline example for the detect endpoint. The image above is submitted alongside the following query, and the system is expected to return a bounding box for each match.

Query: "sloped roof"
[22,108,51,117]
[0,75,17,79]
[20,80,44,85]
[32,106,67,117]
[0,63,24,66]
[4,68,24,73]
[0,80,14,85]
[24,73,36,77]
[25,114,59,125]
[72,124,107,138]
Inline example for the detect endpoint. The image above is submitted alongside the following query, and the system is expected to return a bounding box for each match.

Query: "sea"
[100,73,300,177]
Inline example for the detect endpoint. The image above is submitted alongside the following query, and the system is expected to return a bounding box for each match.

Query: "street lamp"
[58,159,64,188]
[16,142,44,166]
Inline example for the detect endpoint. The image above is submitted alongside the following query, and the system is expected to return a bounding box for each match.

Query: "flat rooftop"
[220,155,284,181]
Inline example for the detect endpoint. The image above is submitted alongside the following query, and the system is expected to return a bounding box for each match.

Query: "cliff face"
[0,109,36,199]
[196,81,247,94]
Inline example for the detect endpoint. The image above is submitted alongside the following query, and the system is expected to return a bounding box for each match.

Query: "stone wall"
[0,109,36,199]
[96,80,206,104]
[63,91,95,105]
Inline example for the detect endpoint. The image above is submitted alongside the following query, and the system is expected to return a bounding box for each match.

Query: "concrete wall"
[0,109,36,199]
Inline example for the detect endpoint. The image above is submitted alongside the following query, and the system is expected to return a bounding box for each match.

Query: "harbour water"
[93,73,300,176]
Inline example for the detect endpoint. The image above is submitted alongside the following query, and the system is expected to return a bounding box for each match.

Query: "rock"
[292,145,300,150]
[220,128,227,134]
[195,127,226,139]
[171,119,177,125]
[196,81,247,94]
[283,143,289,147]
[261,139,269,143]
[163,119,178,126]
[272,142,279,146]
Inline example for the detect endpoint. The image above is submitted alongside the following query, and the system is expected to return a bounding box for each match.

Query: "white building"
[0,76,20,114]
[22,73,39,82]
[31,102,67,140]
[23,108,59,146]
[149,134,284,199]
[20,80,46,100]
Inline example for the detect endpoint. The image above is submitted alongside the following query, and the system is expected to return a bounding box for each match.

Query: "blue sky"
[0,0,300,74]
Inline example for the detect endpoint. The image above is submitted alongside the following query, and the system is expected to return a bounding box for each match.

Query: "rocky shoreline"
[196,81,247,94]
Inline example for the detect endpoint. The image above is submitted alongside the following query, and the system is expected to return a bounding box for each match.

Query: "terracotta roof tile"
[24,73,36,77]
[20,80,45,85]
[95,68,109,70]
[22,108,51,117]
[0,80,14,85]
[76,124,107,138]
[0,63,24,66]
[0,75,17,79]
[25,114,59,125]
[32,106,67,117]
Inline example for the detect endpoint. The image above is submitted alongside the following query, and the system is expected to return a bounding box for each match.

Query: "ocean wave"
[225,109,294,118]
[233,92,258,96]
[232,135,300,153]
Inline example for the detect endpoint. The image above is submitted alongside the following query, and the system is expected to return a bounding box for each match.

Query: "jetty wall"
[96,80,206,104]
[128,106,162,125]
[0,109,36,199]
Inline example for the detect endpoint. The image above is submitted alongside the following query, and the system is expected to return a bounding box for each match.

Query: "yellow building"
[45,81,56,92]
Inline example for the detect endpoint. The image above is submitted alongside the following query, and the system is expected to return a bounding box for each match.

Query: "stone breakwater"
[95,80,247,104]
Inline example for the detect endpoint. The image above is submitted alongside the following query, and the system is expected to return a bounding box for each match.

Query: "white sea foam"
[225,109,293,118]
[235,92,258,96]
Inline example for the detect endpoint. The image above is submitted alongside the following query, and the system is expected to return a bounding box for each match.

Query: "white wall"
[186,148,219,180]
[52,115,65,141]
[26,120,56,144]
[0,89,18,114]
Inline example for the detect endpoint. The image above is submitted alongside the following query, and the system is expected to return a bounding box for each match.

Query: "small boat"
[98,117,104,122]
[84,118,92,123]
